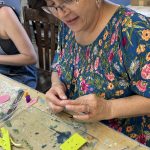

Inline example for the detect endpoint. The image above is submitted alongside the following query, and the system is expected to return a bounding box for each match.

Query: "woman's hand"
[46,81,67,113]
[60,94,113,122]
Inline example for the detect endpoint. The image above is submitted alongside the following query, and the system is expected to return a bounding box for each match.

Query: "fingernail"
[61,96,67,99]
[73,115,78,118]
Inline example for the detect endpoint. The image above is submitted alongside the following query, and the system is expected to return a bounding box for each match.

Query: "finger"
[57,89,67,100]
[65,104,89,113]
[60,97,88,106]
[46,90,65,107]
[46,87,67,100]
[48,102,64,113]
[73,114,91,121]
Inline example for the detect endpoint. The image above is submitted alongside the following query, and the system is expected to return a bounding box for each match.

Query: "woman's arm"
[51,72,62,84]
[51,72,66,87]
[111,95,150,118]
[60,94,150,122]
[0,6,37,66]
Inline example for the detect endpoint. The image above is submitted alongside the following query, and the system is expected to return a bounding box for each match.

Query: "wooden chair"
[23,6,58,93]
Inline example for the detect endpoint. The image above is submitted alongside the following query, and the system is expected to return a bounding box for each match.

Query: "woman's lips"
[65,16,79,25]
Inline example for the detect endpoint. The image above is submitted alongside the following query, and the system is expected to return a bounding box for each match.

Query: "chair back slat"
[50,24,56,63]
[23,6,58,71]
[43,23,51,70]
[35,21,45,69]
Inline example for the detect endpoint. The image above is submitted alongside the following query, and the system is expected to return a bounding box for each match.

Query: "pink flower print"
[108,119,120,130]
[136,134,146,145]
[108,50,114,63]
[141,64,150,79]
[118,49,123,63]
[136,80,147,92]
[60,49,65,58]
[111,32,116,45]
[80,79,89,94]
[122,37,127,47]
[74,69,79,78]
[94,57,100,70]
[75,54,80,65]
[86,48,90,60]
[56,65,62,77]
[105,72,115,82]
[125,11,134,16]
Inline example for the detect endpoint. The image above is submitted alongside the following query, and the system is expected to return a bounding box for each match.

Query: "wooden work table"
[0,74,149,150]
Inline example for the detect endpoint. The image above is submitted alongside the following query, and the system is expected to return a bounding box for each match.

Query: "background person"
[0,4,38,88]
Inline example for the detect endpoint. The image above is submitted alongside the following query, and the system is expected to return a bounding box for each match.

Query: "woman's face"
[45,0,100,33]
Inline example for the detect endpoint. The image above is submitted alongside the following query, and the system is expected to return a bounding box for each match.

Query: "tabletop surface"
[0,74,149,150]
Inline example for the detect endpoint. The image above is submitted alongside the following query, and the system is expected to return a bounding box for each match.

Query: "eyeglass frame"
[42,0,79,14]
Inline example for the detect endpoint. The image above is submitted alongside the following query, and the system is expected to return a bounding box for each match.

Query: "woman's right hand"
[46,82,67,113]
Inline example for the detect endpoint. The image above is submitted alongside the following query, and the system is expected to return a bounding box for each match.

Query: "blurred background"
[109,0,131,6]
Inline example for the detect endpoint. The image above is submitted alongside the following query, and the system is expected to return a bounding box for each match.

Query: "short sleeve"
[121,12,150,98]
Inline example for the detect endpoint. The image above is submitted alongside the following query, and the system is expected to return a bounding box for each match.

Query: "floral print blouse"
[52,6,150,146]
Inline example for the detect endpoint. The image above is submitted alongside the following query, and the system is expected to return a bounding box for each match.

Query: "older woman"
[44,0,150,146]
[0,5,37,88]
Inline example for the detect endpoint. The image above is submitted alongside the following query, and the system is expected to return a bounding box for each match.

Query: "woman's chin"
[66,24,83,33]
[65,17,83,32]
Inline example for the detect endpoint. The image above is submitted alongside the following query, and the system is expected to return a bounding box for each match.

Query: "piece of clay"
[27,98,38,107]
[0,94,10,104]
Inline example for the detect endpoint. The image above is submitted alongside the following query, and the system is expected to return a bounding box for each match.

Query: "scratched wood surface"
[2,107,98,150]
[0,74,149,150]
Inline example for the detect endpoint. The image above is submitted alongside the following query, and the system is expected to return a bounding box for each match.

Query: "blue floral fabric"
[52,6,150,146]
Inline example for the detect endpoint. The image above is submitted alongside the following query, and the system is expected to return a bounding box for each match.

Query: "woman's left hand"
[60,94,113,122]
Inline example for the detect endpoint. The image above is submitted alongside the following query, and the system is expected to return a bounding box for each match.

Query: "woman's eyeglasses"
[42,0,79,14]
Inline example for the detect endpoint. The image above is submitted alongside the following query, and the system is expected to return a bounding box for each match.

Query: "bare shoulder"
[0,6,19,28]
[0,6,14,20]
[0,6,18,38]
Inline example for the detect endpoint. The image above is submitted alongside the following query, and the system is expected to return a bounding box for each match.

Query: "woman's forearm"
[111,95,150,119]
[0,53,37,66]
[51,72,66,90]
[51,72,64,85]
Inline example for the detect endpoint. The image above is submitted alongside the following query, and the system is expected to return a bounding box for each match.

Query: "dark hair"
[27,0,46,10]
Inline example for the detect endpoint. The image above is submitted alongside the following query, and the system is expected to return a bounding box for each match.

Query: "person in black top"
[0,5,38,88]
